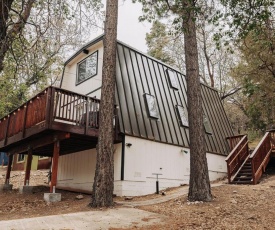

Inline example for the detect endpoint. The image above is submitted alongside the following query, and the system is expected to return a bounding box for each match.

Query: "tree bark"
[182,0,212,201]
[90,0,118,207]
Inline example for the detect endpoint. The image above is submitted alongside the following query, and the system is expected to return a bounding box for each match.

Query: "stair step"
[240,169,252,172]
[235,177,252,180]
[233,181,252,184]
[242,166,252,168]
[237,172,252,176]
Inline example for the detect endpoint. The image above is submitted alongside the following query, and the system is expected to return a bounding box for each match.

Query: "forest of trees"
[143,0,275,136]
[0,0,103,116]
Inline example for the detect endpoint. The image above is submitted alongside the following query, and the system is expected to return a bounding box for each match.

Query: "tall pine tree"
[90,0,118,207]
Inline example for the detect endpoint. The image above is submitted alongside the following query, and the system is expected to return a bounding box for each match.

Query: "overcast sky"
[94,0,151,53]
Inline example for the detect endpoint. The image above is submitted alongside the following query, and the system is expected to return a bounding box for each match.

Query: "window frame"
[17,154,25,162]
[203,113,212,135]
[144,93,160,119]
[166,69,179,90]
[176,105,189,127]
[76,50,98,85]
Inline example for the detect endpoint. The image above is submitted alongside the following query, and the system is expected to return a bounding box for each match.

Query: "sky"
[94,0,151,53]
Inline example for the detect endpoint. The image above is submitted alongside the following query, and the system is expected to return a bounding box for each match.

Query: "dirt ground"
[1,164,275,229]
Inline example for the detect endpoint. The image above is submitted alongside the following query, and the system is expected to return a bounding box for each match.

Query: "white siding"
[56,135,226,196]
[57,143,122,193]
[61,41,103,97]
[116,136,227,196]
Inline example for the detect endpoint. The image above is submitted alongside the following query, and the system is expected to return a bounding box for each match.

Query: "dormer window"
[144,93,159,119]
[76,51,98,85]
[166,69,179,90]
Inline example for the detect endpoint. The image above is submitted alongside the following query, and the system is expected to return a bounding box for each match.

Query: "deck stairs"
[233,158,253,184]
[226,132,275,185]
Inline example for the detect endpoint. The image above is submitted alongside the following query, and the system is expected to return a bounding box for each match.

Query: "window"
[17,154,24,162]
[166,69,179,90]
[176,105,188,127]
[76,51,98,85]
[203,114,212,134]
[144,94,159,119]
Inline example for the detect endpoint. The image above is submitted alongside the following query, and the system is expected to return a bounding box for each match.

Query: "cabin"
[1,34,271,196]
[11,154,51,171]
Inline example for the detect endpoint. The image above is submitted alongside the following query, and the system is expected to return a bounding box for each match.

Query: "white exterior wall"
[61,41,103,98]
[57,143,122,193]
[117,136,227,196]
[56,135,227,196]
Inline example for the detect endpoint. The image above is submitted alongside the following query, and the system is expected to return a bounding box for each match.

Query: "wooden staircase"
[233,159,253,184]
[226,132,275,185]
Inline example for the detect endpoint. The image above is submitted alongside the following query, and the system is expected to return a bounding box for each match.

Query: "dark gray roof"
[115,42,233,155]
[62,35,233,155]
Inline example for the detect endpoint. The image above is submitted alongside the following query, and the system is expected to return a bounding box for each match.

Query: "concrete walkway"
[0,183,224,230]
[0,208,166,230]
[117,183,224,207]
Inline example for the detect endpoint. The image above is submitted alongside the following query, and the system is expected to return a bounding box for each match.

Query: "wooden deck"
[0,86,121,157]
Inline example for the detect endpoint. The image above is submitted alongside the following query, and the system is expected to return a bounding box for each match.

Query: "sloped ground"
[1,164,275,229]
[130,161,275,230]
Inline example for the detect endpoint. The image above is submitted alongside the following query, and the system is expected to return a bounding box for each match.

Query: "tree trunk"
[182,0,212,202]
[90,0,118,207]
[0,0,35,73]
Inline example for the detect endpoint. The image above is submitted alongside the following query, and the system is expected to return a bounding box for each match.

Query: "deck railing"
[0,86,115,146]
[226,134,246,151]
[250,132,272,184]
[52,87,100,128]
[225,135,249,183]
[0,89,48,144]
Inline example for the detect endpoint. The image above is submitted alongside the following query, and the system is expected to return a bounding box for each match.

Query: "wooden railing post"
[45,87,53,129]
[4,115,11,146]
[48,87,55,124]
[22,102,28,139]
[85,97,89,135]
[251,158,256,184]
[230,138,233,150]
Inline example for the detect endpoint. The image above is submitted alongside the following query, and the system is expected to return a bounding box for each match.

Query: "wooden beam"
[5,155,13,184]
[50,141,60,193]
[7,132,70,155]
[24,148,33,185]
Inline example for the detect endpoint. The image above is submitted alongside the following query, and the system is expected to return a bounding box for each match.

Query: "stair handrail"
[225,135,249,183]
[226,134,246,151]
[249,132,272,184]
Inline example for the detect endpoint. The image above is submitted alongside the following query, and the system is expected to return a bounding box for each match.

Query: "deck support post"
[50,140,60,193]
[5,154,13,185]
[24,148,33,186]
